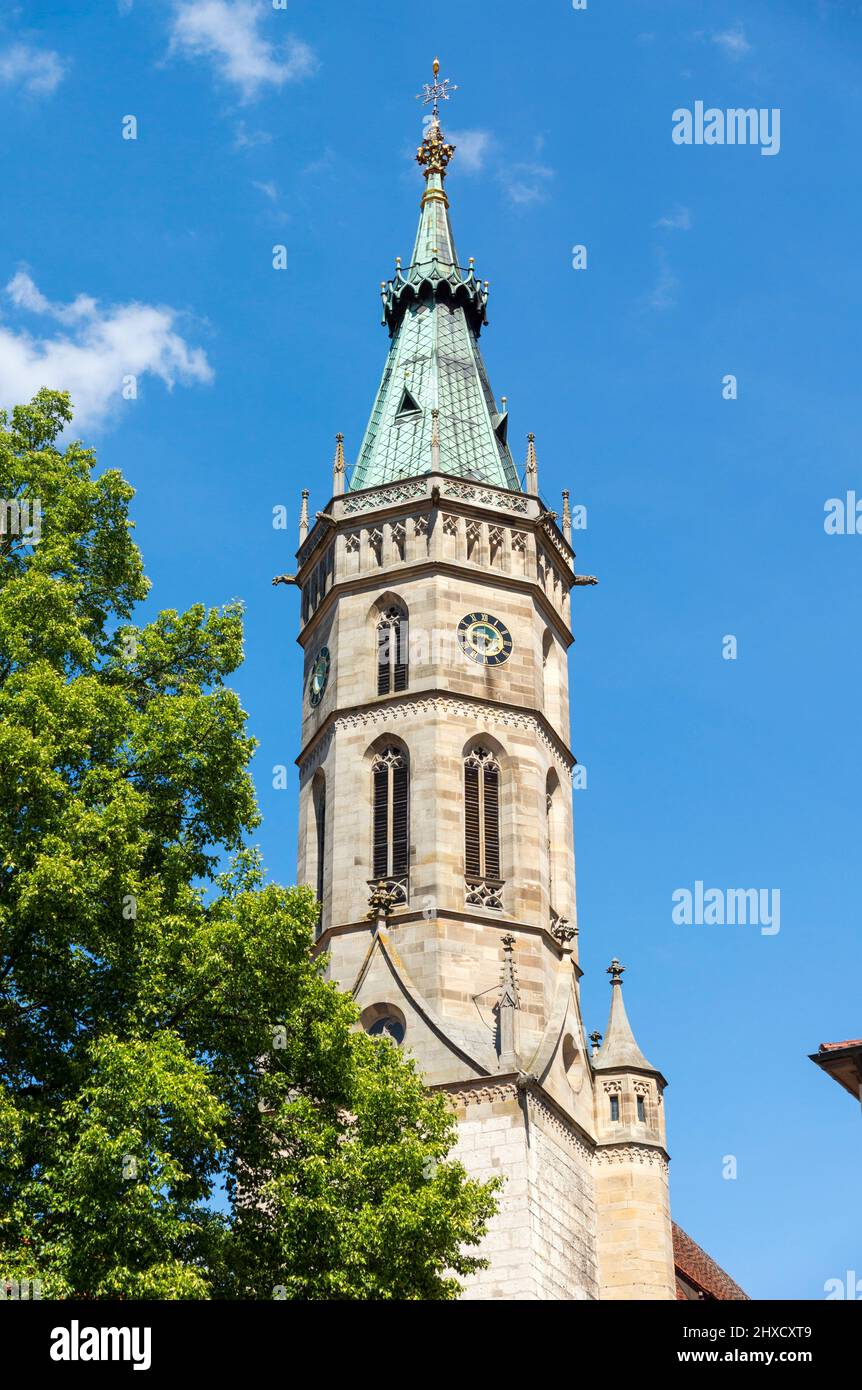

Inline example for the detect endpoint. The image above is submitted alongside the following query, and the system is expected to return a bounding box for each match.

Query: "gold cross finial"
[415,58,458,201]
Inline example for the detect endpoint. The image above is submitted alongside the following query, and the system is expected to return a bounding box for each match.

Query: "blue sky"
[2,0,860,1300]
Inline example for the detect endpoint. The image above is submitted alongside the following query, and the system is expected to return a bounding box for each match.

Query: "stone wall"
[451,1084,598,1301]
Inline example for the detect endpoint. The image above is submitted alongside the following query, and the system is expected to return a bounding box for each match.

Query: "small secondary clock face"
[308,647,330,706]
[457,612,513,666]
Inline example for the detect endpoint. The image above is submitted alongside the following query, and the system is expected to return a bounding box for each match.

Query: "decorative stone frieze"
[594,1144,670,1174]
[342,480,429,514]
[298,695,574,779]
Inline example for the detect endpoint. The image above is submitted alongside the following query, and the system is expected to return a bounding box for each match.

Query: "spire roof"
[594,959,659,1073]
[348,60,520,494]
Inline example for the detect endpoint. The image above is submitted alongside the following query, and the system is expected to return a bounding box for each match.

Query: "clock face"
[457,612,513,666]
[308,647,330,706]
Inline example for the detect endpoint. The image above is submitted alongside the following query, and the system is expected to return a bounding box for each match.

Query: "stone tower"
[289,61,675,1301]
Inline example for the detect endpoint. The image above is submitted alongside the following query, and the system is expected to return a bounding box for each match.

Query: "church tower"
[288,61,676,1300]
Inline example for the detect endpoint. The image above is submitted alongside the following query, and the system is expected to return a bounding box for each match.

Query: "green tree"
[0,390,497,1300]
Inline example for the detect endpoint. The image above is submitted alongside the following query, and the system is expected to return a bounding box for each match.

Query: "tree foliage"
[0,391,497,1299]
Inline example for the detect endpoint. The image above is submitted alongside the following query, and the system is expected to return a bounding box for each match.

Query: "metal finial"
[415,60,457,193]
[431,406,440,472]
[607,958,626,984]
[417,57,458,121]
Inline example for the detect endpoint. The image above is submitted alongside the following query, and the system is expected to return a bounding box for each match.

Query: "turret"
[592,959,676,1299]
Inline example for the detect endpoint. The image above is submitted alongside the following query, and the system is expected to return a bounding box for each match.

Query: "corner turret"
[592,959,675,1299]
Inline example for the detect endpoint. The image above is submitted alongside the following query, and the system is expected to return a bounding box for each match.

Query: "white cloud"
[0,43,66,96]
[252,179,277,200]
[712,24,752,58]
[409,129,549,203]
[7,271,99,324]
[643,249,679,311]
[448,129,492,174]
[654,206,692,231]
[0,271,213,430]
[302,147,335,176]
[169,1,317,101]
[233,120,272,150]
[499,162,554,206]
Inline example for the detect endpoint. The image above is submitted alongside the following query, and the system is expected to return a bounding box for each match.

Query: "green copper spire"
[348,59,520,494]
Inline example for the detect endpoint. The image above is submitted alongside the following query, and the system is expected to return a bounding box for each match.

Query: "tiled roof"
[673,1223,749,1301]
[348,122,519,495]
[810,1037,862,1098]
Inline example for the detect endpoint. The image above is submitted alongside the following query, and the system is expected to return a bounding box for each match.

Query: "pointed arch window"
[311,773,326,938]
[542,628,561,731]
[371,746,409,904]
[464,747,503,910]
[546,786,554,894]
[546,769,564,929]
[377,607,408,695]
[315,785,326,906]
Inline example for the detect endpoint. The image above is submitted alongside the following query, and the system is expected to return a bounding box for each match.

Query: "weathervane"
[415,58,457,197]
[417,56,458,123]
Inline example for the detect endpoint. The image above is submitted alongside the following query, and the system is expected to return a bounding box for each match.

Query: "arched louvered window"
[546,769,561,918]
[315,785,326,905]
[377,607,408,695]
[546,788,553,894]
[371,746,409,901]
[311,773,326,936]
[464,747,501,887]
